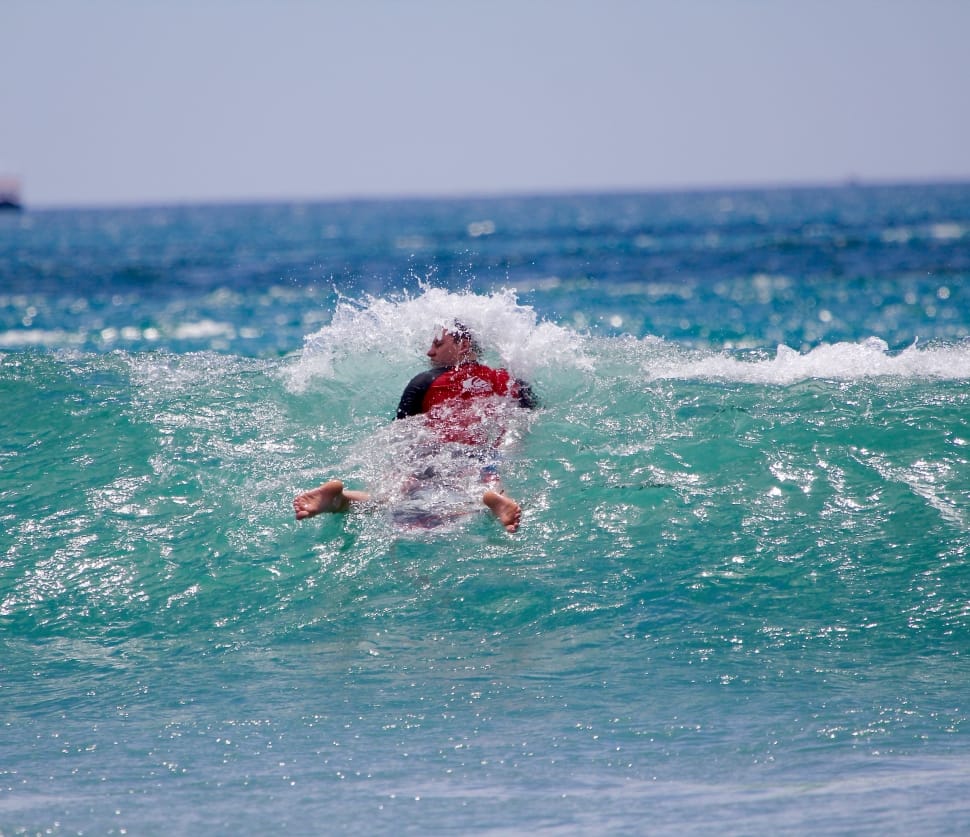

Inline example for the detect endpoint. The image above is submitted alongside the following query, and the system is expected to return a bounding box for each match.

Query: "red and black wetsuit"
[395,363,535,445]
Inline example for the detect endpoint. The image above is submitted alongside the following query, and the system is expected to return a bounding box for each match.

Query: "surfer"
[293,322,536,532]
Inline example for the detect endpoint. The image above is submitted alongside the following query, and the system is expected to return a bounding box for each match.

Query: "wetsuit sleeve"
[395,369,441,419]
[514,378,538,409]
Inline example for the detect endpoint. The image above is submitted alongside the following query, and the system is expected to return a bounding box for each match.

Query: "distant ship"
[0,176,22,210]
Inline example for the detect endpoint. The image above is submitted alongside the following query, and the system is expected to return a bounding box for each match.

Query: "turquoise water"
[2,186,970,834]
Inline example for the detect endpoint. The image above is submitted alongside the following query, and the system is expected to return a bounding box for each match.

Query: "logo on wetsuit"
[422,364,514,445]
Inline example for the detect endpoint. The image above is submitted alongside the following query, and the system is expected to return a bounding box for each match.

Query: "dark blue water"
[4,184,968,355]
[2,184,970,835]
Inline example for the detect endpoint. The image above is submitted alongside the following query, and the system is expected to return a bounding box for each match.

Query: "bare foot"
[483,490,521,533]
[294,479,367,520]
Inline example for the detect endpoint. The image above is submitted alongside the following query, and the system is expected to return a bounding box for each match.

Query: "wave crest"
[284,287,590,392]
[644,337,970,384]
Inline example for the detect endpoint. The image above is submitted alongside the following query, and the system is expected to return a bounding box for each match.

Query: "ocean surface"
[2,183,970,835]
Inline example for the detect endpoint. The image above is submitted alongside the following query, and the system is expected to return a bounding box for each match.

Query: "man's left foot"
[294,479,351,519]
[483,490,522,533]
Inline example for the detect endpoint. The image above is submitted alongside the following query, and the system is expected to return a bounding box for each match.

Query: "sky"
[2,0,969,207]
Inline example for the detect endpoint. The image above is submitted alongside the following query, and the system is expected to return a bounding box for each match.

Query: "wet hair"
[447,320,481,354]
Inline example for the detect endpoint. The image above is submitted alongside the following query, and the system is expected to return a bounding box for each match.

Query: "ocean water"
[2,184,970,835]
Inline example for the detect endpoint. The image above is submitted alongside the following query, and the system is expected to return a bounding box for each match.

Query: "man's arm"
[395,369,442,419]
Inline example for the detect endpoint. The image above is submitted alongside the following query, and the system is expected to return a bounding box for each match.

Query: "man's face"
[427,330,467,367]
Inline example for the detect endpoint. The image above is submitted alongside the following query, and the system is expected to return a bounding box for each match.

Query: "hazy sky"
[3,0,969,207]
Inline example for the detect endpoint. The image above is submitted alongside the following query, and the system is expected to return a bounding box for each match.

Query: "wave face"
[2,187,970,835]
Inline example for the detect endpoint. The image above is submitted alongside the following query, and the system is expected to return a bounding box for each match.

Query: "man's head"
[427,320,480,367]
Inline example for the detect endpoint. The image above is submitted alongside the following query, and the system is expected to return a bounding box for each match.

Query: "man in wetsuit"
[293,322,534,532]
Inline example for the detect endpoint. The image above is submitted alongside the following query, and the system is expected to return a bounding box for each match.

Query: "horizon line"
[15,174,970,213]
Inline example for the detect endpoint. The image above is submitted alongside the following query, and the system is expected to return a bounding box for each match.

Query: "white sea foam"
[285,287,589,393]
[0,328,87,348]
[171,319,236,340]
[285,287,970,393]
[643,337,970,384]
